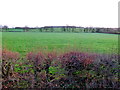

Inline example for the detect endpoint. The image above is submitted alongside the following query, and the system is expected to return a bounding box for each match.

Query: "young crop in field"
[2,32,118,55]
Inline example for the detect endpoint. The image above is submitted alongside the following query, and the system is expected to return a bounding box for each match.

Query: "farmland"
[2,32,118,56]
[1,32,119,89]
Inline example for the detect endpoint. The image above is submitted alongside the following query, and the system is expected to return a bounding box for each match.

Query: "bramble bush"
[1,50,119,89]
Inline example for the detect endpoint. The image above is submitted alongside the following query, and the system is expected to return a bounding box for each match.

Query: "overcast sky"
[0,0,119,28]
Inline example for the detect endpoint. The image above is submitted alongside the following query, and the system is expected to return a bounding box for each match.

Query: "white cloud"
[0,0,119,28]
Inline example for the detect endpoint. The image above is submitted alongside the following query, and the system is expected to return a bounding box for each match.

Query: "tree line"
[0,25,119,34]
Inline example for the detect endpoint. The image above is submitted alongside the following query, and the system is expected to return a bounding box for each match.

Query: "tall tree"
[23,26,29,32]
[2,25,8,32]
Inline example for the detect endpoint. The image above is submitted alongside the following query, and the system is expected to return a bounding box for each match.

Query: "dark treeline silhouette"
[1,25,119,34]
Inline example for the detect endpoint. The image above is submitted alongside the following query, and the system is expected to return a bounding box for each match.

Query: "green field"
[2,32,118,56]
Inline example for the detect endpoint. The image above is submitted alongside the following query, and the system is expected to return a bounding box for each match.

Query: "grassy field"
[2,32,118,56]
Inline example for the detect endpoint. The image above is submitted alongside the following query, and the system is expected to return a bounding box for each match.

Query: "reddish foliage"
[26,52,45,65]
[2,50,119,88]
[2,49,20,88]
[26,52,35,61]
[45,52,57,65]
[2,49,20,60]
[83,58,94,67]
[59,51,94,67]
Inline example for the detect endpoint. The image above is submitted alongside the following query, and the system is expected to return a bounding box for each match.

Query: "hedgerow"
[1,50,119,89]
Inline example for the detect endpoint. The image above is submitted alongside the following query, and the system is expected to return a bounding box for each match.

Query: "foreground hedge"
[2,50,119,89]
